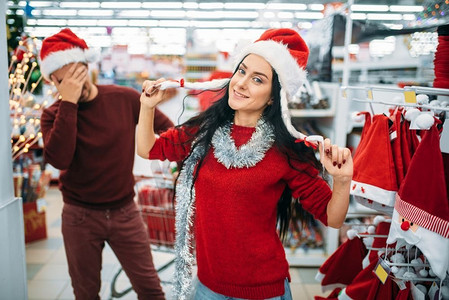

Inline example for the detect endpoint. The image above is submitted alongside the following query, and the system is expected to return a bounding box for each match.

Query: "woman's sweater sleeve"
[285,162,332,225]
[149,127,192,162]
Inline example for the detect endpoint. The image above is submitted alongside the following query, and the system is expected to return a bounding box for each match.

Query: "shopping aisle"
[26,186,327,300]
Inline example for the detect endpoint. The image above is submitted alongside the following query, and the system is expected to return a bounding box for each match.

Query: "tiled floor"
[26,186,328,299]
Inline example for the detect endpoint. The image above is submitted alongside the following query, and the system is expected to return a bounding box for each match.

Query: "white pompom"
[396,267,406,277]
[440,101,449,107]
[415,284,427,294]
[367,225,376,234]
[430,100,441,107]
[403,271,417,279]
[346,229,358,240]
[84,48,100,63]
[404,108,420,121]
[416,94,429,105]
[373,215,385,226]
[419,269,428,277]
[429,268,436,277]
[363,236,374,247]
[441,286,449,300]
[411,258,423,272]
[415,113,435,130]
[390,253,405,263]
[391,266,399,274]
[351,111,365,123]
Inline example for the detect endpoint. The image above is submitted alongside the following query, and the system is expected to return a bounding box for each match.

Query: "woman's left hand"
[319,138,353,182]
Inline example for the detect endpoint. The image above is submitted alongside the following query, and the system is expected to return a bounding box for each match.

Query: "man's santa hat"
[351,114,398,214]
[39,28,99,80]
[157,28,314,142]
[387,124,449,279]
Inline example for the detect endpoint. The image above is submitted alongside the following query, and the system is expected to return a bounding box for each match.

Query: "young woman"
[137,29,353,300]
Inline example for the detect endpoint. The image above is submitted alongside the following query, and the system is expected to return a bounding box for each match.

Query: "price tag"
[36,198,47,213]
[404,90,416,103]
[374,258,391,284]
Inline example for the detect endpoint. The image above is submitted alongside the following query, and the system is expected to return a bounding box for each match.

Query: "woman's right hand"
[140,78,169,109]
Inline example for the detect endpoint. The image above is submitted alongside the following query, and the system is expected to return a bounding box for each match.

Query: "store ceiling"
[6,0,437,55]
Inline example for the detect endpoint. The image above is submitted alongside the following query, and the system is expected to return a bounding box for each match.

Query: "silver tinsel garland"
[173,118,274,299]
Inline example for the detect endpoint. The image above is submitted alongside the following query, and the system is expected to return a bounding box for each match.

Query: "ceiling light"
[389,5,423,12]
[278,12,294,19]
[28,1,54,7]
[141,2,183,9]
[266,3,307,10]
[100,2,141,9]
[128,20,159,27]
[281,22,293,28]
[67,19,98,26]
[59,2,100,8]
[151,10,186,18]
[222,11,259,19]
[187,10,221,18]
[97,20,129,26]
[183,2,199,9]
[402,14,416,21]
[36,19,68,26]
[297,22,312,29]
[42,9,77,16]
[263,12,275,18]
[351,5,389,12]
[78,9,114,17]
[295,12,324,19]
[309,4,324,11]
[199,2,225,9]
[119,10,151,18]
[351,13,367,20]
[367,13,402,20]
[159,20,191,27]
[224,3,265,9]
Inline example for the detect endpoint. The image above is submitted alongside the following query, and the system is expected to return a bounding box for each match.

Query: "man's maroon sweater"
[150,124,332,299]
[41,85,173,209]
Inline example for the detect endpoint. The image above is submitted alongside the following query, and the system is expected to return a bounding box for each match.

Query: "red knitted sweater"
[150,124,332,299]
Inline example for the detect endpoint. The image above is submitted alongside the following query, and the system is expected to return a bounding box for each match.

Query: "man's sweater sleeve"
[40,101,78,170]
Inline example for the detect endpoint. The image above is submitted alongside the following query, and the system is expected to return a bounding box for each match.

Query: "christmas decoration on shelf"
[416,0,449,26]
[8,34,51,161]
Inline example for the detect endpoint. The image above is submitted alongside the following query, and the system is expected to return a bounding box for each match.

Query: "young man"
[40,28,173,300]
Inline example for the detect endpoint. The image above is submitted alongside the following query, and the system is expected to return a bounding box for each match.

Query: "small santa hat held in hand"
[387,124,449,279]
[158,28,315,142]
[39,28,99,80]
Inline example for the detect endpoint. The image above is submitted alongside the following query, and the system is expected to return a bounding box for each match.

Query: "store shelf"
[332,59,420,72]
[285,247,329,267]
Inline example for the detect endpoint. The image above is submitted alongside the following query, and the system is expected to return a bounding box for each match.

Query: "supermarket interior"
[1,0,449,299]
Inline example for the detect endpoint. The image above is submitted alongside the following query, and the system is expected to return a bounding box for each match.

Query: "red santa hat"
[315,236,367,293]
[157,28,311,141]
[39,28,99,80]
[395,124,449,238]
[351,114,398,214]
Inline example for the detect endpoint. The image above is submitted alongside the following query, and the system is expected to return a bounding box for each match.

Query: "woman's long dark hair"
[175,59,322,242]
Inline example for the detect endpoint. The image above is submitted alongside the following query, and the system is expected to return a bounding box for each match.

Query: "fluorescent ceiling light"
[199,2,224,9]
[278,12,294,19]
[128,20,159,27]
[28,1,53,7]
[97,19,129,26]
[224,3,265,9]
[281,22,293,28]
[297,22,312,29]
[141,2,183,9]
[251,21,265,28]
[402,14,416,21]
[37,19,67,26]
[269,21,282,28]
[351,13,367,20]
[187,10,221,18]
[192,20,251,28]
[42,9,77,16]
[389,5,423,12]
[263,12,275,18]
[59,2,100,8]
[118,10,151,17]
[309,4,324,11]
[384,24,404,30]
[367,13,402,20]
[295,12,324,19]
[78,9,114,16]
[151,10,186,18]
[100,2,141,9]
[351,5,389,12]
[183,2,199,9]
[266,3,307,10]
[222,11,259,19]
[67,19,98,26]
[159,20,191,27]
